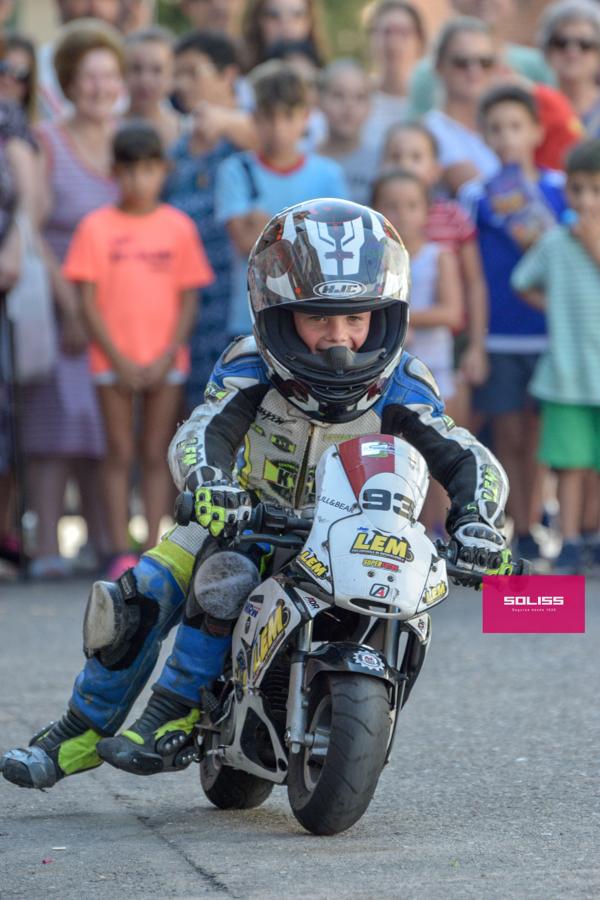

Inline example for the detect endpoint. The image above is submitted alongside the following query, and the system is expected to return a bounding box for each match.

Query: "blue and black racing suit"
[69,337,508,735]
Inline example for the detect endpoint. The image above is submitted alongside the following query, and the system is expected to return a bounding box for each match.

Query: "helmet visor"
[248,200,410,314]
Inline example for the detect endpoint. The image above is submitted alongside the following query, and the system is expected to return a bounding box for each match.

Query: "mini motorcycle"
[175,434,527,835]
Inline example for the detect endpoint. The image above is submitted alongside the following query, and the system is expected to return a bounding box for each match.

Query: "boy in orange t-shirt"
[63,120,214,579]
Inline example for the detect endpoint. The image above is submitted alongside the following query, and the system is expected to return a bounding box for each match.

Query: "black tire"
[287,673,391,835]
[200,753,274,810]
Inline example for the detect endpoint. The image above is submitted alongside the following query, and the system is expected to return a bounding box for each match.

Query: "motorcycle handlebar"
[173,492,313,536]
[249,504,313,535]
[174,493,531,580]
[436,540,532,586]
[174,491,195,527]
[443,557,531,587]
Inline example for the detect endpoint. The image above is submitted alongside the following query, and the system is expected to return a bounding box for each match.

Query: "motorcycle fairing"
[403,611,432,645]
[211,576,305,782]
[212,688,289,784]
[295,438,449,618]
[233,575,302,691]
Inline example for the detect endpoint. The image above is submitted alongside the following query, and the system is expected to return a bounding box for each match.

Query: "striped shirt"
[20,121,118,458]
[426,199,476,250]
[511,224,600,404]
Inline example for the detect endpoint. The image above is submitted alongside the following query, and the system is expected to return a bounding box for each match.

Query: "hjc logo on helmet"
[313,281,367,298]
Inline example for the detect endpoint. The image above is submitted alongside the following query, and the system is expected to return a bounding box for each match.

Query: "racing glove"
[447,517,513,584]
[188,468,252,538]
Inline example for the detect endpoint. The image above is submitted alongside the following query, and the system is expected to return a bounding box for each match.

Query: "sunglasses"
[370,25,418,38]
[0,60,30,83]
[261,6,307,19]
[449,55,495,71]
[548,35,600,52]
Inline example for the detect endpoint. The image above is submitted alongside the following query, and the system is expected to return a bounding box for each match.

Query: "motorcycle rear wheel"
[200,752,274,810]
[287,673,391,835]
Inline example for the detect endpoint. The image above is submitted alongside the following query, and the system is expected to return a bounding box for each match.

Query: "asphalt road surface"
[0,576,598,900]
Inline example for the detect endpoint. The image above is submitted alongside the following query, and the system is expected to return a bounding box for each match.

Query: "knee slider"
[187,551,260,622]
[83,570,158,668]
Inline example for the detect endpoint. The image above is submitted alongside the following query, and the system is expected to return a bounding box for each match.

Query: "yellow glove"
[194,485,252,538]
[485,548,514,576]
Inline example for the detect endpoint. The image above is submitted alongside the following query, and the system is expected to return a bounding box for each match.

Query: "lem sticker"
[351,531,413,562]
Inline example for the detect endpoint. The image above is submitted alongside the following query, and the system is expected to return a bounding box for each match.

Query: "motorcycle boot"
[97,613,232,775]
[0,710,102,789]
[96,691,200,775]
[98,548,261,776]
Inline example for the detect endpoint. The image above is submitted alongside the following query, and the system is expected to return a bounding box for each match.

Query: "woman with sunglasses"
[423,17,500,195]
[538,0,600,137]
[0,34,37,123]
[19,19,125,579]
[408,0,555,120]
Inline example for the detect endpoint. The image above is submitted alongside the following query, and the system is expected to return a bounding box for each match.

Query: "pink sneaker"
[105,553,140,581]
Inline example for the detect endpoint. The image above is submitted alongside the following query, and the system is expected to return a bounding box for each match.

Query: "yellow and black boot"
[96,692,199,775]
[1,710,102,789]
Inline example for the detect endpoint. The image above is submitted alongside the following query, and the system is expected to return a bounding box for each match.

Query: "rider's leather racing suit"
[70,337,508,736]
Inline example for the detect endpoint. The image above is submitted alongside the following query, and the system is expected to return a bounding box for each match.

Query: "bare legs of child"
[553,468,588,573]
[545,469,600,573]
[492,409,540,560]
[27,458,75,578]
[557,469,586,541]
[26,457,108,577]
[582,471,600,537]
[97,382,181,579]
[72,458,112,567]
[96,385,134,559]
[139,384,181,550]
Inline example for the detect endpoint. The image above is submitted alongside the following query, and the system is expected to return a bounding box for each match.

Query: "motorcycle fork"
[284,619,314,754]
[383,618,406,765]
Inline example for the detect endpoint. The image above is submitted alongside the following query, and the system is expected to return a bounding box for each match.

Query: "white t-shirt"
[408,241,455,400]
[362,91,409,157]
[424,109,500,182]
[323,142,381,206]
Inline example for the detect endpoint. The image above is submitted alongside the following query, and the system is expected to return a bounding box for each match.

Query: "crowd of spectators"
[1,0,599,581]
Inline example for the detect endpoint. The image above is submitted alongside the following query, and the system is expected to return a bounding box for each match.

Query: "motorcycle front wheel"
[287,673,391,835]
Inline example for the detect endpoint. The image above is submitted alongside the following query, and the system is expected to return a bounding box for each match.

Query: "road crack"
[114,798,237,898]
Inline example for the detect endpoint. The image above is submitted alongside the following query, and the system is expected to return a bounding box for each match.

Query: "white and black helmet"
[248,198,410,422]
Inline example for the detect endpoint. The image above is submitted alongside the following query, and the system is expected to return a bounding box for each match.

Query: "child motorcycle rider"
[1,199,512,790]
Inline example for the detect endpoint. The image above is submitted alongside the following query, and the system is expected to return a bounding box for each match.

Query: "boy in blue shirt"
[164,31,248,410]
[460,85,566,562]
[215,60,348,339]
[512,139,600,573]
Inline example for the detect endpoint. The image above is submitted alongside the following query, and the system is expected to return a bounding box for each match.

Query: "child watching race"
[63,120,214,580]
[214,60,348,340]
[460,84,567,562]
[372,169,463,535]
[381,121,489,411]
[512,138,600,574]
